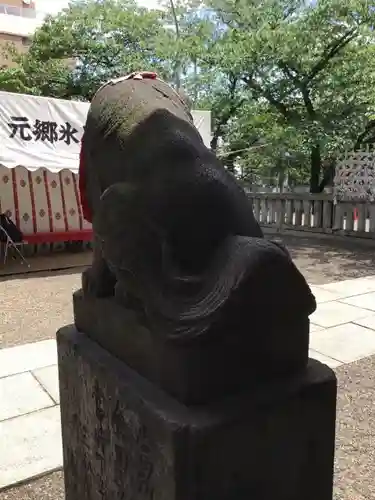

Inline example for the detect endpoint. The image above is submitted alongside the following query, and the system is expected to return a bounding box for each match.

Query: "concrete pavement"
[2,275,375,491]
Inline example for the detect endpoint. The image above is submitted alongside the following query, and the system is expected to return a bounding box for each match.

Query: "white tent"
[0,91,212,173]
[0,91,211,236]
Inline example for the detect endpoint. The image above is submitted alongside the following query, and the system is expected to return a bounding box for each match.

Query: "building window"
[0,3,36,18]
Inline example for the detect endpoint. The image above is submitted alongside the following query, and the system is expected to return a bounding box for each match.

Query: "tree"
[205,0,375,191]
[157,3,253,159]
[0,0,239,149]
[2,0,375,193]
[0,0,174,100]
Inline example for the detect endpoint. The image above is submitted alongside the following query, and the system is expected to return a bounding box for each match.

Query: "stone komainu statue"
[78,72,316,402]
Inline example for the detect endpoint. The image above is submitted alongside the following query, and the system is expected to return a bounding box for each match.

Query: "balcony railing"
[0,3,36,19]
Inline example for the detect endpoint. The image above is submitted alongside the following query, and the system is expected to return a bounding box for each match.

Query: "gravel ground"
[277,235,375,285]
[334,356,375,500]
[0,472,65,500]
[1,235,375,349]
[1,354,374,500]
[0,269,81,349]
[1,235,374,498]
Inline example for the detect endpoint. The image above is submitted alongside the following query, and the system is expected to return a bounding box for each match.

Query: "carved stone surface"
[74,289,310,405]
[64,74,334,498]
[78,74,316,367]
[58,326,337,500]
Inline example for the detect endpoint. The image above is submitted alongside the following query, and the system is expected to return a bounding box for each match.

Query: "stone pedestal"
[57,325,337,500]
[73,290,310,405]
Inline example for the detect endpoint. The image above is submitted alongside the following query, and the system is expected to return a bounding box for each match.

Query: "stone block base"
[57,325,337,500]
[73,290,310,405]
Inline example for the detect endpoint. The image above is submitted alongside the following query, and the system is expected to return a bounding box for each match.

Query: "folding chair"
[0,213,30,267]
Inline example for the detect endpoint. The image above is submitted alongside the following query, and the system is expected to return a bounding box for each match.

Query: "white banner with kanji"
[0,91,88,172]
[0,90,211,173]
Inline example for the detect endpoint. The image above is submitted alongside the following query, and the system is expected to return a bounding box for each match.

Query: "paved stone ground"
[1,354,374,500]
[2,276,375,494]
[1,236,375,498]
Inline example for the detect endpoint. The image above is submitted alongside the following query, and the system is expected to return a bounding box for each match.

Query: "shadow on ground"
[1,235,375,286]
[0,266,87,283]
[0,250,91,282]
[269,235,375,285]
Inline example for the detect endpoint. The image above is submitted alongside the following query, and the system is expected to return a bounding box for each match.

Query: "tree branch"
[243,75,292,119]
[283,5,298,20]
[304,28,358,86]
[169,0,181,90]
[244,29,358,123]
[211,73,245,151]
[278,60,303,84]
[278,61,316,118]
[301,87,315,118]
[354,120,375,150]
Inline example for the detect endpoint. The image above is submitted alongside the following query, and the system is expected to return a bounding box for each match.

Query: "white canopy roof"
[0,91,211,173]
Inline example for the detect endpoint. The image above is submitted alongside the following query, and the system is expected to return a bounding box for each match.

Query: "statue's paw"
[82,268,115,298]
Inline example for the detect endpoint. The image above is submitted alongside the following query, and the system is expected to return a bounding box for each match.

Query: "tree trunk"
[169,0,181,91]
[318,163,335,193]
[309,145,321,193]
[211,134,218,152]
[224,155,236,174]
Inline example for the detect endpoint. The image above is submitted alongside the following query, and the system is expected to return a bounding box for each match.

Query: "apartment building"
[0,0,42,67]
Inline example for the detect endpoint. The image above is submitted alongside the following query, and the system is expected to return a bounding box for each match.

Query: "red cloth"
[78,141,92,223]
[127,71,157,80]
[137,71,157,79]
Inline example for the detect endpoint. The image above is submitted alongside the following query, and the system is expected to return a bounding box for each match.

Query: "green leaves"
[1,0,375,191]
[203,0,375,190]
[0,0,174,100]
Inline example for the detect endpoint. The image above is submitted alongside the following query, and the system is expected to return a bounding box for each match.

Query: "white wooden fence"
[248,193,375,240]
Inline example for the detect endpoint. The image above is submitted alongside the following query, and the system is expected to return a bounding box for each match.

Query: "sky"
[37,0,161,16]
